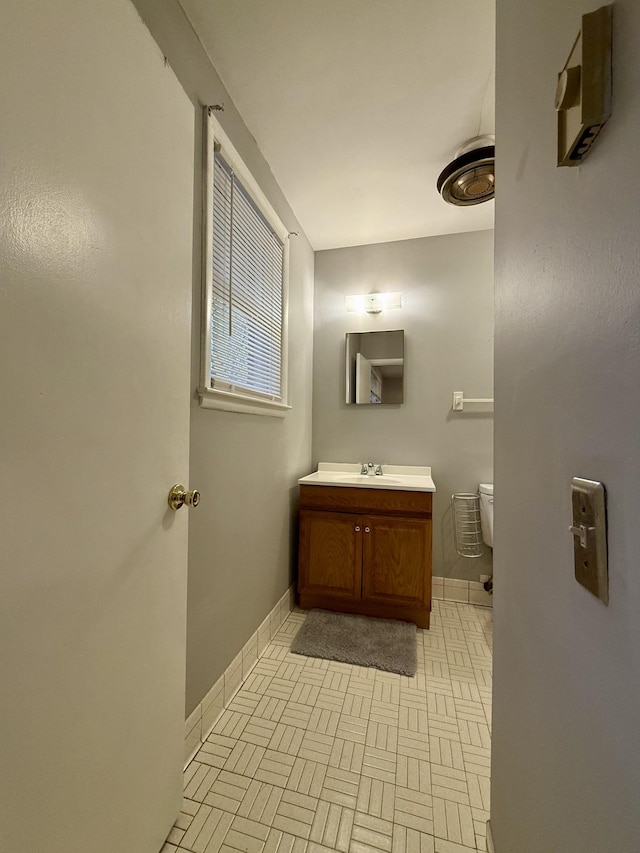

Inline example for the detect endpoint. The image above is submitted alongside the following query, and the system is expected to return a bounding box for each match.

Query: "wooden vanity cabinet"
[298,485,432,628]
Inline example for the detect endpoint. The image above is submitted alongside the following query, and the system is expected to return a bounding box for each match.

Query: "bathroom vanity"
[297,464,435,628]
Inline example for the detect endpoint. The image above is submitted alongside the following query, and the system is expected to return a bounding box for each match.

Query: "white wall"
[492,1,640,850]
[313,231,494,581]
[132,0,315,714]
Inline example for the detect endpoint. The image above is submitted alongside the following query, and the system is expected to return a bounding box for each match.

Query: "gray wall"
[313,231,494,581]
[133,0,314,714]
[492,0,640,851]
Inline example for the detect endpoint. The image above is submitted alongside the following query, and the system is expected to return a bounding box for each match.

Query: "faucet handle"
[374,464,383,476]
[360,463,368,475]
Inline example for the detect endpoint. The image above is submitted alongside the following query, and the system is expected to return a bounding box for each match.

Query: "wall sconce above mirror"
[345,330,404,405]
[345,292,402,314]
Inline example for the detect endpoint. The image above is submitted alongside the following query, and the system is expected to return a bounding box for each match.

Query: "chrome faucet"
[360,462,383,476]
[360,462,375,476]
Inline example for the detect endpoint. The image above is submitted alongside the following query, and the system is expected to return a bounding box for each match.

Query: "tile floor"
[164,600,492,853]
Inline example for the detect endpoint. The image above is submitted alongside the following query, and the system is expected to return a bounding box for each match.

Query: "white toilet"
[479,483,494,549]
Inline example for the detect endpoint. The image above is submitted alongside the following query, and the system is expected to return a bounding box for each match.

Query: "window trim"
[199,109,291,417]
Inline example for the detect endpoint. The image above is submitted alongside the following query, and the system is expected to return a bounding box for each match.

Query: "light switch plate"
[570,477,608,604]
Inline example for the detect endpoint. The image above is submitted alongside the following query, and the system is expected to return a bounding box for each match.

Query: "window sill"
[198,386,291,418]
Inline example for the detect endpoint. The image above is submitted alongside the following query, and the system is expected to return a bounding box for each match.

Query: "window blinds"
[211,151,285,401]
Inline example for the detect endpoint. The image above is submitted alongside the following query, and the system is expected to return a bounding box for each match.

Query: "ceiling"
[180,0,495,250]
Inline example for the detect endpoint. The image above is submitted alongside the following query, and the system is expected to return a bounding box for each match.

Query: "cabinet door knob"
[365,526,370,533]
[355,525,361,532]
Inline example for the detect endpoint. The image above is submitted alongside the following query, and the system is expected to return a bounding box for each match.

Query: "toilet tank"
[479,483,494,547]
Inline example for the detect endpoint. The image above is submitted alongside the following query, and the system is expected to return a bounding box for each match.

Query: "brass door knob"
[168,484,201,511]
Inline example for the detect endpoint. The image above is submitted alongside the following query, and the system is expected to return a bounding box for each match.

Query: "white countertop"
[298,462,436,492]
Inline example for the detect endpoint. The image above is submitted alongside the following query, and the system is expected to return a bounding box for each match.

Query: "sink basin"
[298,463,436,493]
[337,475,403,486]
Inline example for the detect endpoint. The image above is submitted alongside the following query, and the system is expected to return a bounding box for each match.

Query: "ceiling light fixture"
[345,292,403,314]
[437,135,495,206]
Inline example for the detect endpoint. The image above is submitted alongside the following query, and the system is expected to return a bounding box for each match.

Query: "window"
[199,110,290,416]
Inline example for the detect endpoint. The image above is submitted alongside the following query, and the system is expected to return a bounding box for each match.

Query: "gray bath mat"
[290,609,417,676]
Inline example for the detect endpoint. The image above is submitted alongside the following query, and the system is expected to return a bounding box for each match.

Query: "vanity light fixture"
[345,292,402,314]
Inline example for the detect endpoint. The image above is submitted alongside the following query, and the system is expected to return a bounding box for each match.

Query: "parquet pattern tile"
[166,601,492,853]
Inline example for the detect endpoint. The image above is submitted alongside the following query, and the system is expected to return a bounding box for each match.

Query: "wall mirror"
[345,330,404,405]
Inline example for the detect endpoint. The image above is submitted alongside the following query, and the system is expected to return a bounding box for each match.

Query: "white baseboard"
[183,584,295,767]
[432,576,493,607]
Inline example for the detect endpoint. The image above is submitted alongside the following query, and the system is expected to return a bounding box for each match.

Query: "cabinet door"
[362,515,431,608]
[299,510,363,599]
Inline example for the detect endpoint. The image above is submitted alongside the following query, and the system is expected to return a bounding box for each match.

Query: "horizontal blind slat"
[209,149,285,401]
